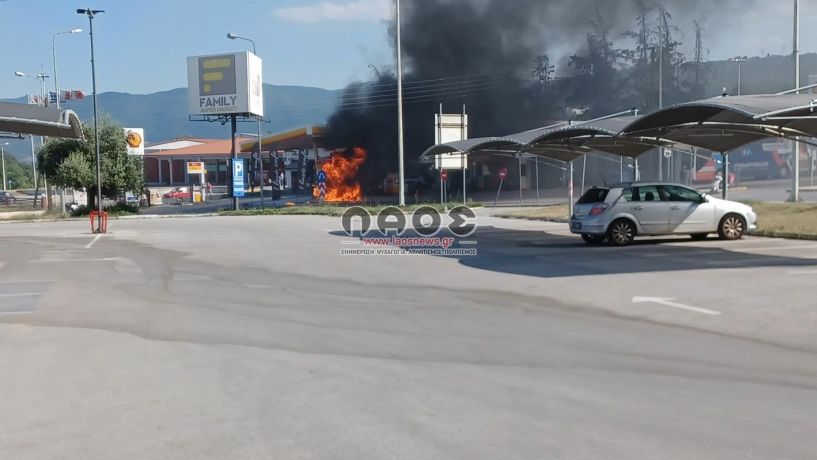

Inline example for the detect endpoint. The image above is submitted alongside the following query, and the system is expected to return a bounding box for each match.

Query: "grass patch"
[744,202,817,239]
[219,203,482,217]
[0,210,65,222]
[495,201,817,240]
[493,204,570,222]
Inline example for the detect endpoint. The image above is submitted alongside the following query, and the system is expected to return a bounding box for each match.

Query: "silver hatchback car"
[569,182,758,246]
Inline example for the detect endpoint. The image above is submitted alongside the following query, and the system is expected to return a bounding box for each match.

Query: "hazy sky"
[0,0,814,98]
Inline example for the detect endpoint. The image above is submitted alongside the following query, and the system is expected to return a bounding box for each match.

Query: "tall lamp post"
[227,32,264,208]
[53,28,83,110]
[729,56,748,95]
[77,8,105,231]
[15,71,50,191]
[396,0,406,207]
[790,0,801,202]
[1,142,9,191]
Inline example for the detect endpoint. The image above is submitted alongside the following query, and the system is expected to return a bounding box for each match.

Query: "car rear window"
[577,188,610,204]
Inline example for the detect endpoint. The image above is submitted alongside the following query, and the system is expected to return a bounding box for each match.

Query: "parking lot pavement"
[1,216,816,459]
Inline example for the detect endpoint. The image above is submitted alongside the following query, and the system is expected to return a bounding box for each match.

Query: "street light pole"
[790,0,801,202]
[15,71,50,192]
[396,0,406,207]
[729,56,747,95]
[53,29,83,111]
[1,143,8,191]
[77,8,105,231]
[227,32,264,208]
[657,7,664,181]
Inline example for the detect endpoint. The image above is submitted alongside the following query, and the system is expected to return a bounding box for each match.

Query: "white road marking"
[632,296,722,316]
[737,244,817,253]
[0,293,41,298]
[789,269,817,275]
[706,258,786,266]
[84,234,102,249]
[30,257,123,263]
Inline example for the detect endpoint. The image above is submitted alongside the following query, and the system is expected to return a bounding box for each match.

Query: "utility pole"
[790,0,801,202]
[729,56,747,95]
[53,29,83,111]
[227,33,264,208]
[396,0,406,207]
[1,143,8,191]
[77,8,105,231]
[658,5,664,181]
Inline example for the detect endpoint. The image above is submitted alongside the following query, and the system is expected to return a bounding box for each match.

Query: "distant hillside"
[3,53,816,162]
[704,53,817,97]
[2,84,340,158]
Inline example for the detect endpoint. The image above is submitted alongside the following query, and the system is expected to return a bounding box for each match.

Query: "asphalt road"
[0,213,816,459]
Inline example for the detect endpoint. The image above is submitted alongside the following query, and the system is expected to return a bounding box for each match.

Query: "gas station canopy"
[0,102,84,139]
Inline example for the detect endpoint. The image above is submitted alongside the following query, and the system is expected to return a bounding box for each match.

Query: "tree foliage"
[1,153,35,189]
[38,117,143,206]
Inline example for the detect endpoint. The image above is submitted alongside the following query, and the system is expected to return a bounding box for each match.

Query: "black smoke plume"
[324,0,756,189]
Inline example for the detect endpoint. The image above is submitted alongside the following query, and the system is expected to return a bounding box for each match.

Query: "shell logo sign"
[124,128,144,156]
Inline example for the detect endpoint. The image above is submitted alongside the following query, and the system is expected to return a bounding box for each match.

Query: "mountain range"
[1,84,340,161]
[3,53,817,163]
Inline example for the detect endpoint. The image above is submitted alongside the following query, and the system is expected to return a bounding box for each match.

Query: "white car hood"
[705,195,752,212]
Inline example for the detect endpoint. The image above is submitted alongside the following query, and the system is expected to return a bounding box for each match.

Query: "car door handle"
[632,205,643,211]
[671,205,681,210]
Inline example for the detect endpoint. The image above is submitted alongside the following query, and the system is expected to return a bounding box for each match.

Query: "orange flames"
[314,147,367,202]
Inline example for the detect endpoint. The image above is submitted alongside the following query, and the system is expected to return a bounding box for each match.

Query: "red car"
[163,187,191,200]
[693,160,736,185]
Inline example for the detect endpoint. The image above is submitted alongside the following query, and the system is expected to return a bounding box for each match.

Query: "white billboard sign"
[434,113,469,170]
[124,128,145,156]
[187,51,263,117]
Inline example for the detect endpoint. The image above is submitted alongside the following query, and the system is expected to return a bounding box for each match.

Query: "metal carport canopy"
[420,115,665,165]
[0,102,84,139]
[523,115,663,162]
[620,94,817,152]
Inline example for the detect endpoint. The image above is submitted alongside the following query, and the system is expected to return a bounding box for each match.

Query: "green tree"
[531,54,556,97]
[38,117,143,207]
[2,154,35,189]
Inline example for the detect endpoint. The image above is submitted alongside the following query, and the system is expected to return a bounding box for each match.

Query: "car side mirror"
[699,194,708,204]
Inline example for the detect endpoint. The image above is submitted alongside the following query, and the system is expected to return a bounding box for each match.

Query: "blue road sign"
[317,170,327,184]
[233,159,245,197]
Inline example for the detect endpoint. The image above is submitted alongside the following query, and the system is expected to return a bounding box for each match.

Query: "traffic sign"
[317,170,327,184]
[498,167,508,180]
[233,159,245,197]
[441,169,448,181]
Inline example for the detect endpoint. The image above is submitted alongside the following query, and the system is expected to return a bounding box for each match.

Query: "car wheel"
[718,214,746,240]
[607,219,636,246]
[690,233,709,240]
[581,233,606,245]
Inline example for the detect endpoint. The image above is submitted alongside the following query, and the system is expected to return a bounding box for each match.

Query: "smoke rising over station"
[324,0,759,190]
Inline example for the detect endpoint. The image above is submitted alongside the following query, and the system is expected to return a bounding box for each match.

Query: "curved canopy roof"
[420,136,525,159]
[0,102,84,139]
[621,94,817,151]
[420,115,659,163]
[523,116,661,161]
